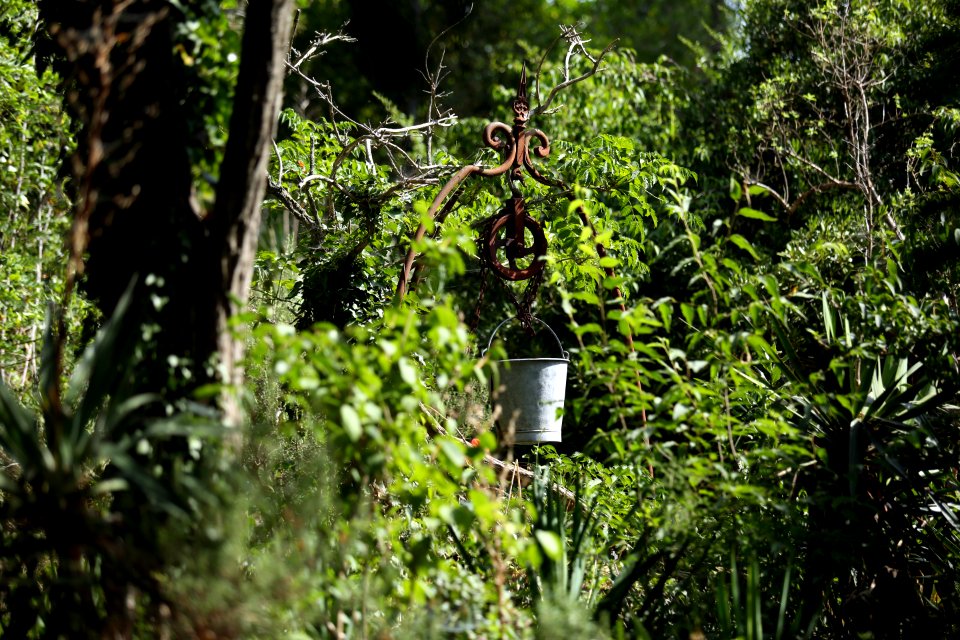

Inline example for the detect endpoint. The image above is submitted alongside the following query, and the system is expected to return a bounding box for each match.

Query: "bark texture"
[37,0,293,414]
[211,0,295,423]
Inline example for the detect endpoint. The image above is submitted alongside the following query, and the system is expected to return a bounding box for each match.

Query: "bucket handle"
[482,316,569,360]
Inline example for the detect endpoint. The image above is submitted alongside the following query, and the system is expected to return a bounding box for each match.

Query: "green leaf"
[535,530,564,561]
[737,207,777,222]
[438,437,466,469]
[729,175,743,202]
[397,357,418,387]
[340,404,362,441]
[728,234,760,260]
[598,255,620,268]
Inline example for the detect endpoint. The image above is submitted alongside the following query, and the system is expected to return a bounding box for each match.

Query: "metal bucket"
[484,317,569,446]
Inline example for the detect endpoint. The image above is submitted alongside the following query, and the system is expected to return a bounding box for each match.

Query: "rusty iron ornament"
[478,65,558,188]
[396,65,558,297]
[477,65,556,281]
[487,197,548,281]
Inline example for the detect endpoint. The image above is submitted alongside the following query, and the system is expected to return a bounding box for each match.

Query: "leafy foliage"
[2,0,960,638]
[0,289,227,637]
[0,1,88,396]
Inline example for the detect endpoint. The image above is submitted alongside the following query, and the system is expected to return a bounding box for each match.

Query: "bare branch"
[787,180,859,216]
[298,173,345,191]
[266,177,314,226]
[289,24,355,72]
[281,32,463,228]
[744,179,791,211]
[532,31,617,117]
[421,5,471,164]
[781,144,848,185]
[533,32,563,107]
[559,23,595,80]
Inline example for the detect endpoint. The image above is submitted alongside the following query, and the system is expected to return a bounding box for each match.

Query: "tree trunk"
[33,0,295,633]
[38,0,293,417]
[38,0,215,393]
[210,0,295,425]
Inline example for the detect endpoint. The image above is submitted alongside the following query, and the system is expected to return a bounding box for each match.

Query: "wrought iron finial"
[512,62,530,125]
[480,62,554,186]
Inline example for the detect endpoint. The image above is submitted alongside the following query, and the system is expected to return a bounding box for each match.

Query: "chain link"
[469,261,490,332]
[510,266,544,335]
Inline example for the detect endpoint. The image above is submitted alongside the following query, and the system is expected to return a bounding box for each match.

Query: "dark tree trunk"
[210,0,295,424]
[37,0,293,408]
[32,0,294,634]
[38,0,216,394]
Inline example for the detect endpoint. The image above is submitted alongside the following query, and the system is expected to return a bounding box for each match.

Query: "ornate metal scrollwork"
[478,67,556,188]
[395,64,563,298]
[476,65,557,281]
[486,197,548,281]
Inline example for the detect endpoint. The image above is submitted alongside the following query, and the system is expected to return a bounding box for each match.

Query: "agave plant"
[527,466,600,604]
[0,287,222,638]
[756,291,960,637]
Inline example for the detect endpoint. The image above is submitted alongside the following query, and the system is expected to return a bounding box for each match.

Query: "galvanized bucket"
[484,317,569,446]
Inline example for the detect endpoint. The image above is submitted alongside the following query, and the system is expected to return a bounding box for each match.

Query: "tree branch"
[266,177,314,226]
[787,180,859,216]
[532,25,617,117]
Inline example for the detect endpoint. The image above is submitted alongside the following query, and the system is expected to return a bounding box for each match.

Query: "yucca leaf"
[0,381,51,474]
[730,552,741,635]
[91,477,129,495]
[634,538,697,626]
[568,557,587,600]
[856,358,876,400]
[775,563,793,640]
[746,555,762,640]
[67,279,138,436]
[862,425,960,533]
[0,381,33,451]
[143,417,222,440]
[861,371,902,420]
[896,385,957,424]
[100,393,161,439]
[108,416,220,456]
[715,569,731,633]
[594,548,662,618]
[768,314,804,384]
[570,489,599,561]
[101,448,188,519]
[879,356,910,391]
[821,291,835,343]
[172,472,220,510]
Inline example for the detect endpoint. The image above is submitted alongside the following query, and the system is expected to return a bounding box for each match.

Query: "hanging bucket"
[484,317,569,446]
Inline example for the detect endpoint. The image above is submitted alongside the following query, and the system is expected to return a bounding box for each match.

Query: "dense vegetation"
[1,0,958,638]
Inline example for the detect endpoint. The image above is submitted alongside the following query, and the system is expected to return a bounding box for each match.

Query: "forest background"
[1,0,959,638]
